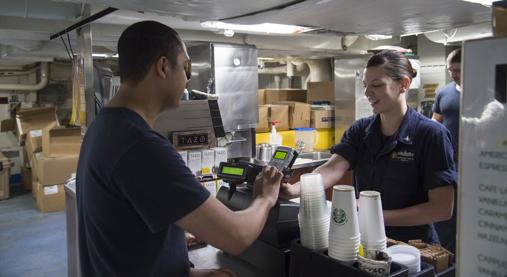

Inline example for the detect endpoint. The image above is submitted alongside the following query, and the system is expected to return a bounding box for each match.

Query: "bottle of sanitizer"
[269,121,282,146]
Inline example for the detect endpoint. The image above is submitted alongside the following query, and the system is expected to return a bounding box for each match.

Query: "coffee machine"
[216,145,302,277]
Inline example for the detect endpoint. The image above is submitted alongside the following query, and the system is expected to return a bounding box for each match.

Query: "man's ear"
[155,56,168,79]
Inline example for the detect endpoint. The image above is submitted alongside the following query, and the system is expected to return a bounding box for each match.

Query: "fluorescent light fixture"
[365,34,393,40]
[92,53,118,58]
[200,21,314,34]
[460,0,495,6]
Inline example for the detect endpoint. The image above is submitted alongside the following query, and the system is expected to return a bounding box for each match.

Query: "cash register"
[216,145,301,277]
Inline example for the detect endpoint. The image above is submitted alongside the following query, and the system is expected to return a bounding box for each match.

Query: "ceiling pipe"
[0,62,48,91]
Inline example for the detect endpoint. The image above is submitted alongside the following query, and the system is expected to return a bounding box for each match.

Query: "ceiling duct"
[424,22,492,44]
[0,62,48,91]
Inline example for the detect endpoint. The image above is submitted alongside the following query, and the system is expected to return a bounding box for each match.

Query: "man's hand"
[279,182,301,200]
[253,165,282,207]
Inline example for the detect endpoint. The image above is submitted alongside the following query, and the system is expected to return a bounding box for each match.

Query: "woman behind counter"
[281,50,457,244]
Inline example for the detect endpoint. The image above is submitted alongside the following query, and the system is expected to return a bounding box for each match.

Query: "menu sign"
[458,37,507,277]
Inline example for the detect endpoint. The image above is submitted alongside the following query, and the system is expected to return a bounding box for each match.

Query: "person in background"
[76,21,282,277]
[281,50,457,244]
[432,48,462,253]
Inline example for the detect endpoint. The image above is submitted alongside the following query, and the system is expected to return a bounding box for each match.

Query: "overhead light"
[92,53,118,58]
[365,34,393,40]
[223,29,235,37]
[200,21,315,35]
[460,0,495,6]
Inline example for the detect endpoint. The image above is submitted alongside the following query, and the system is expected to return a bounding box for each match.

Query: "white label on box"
[30,129,42,138]
[43,185,59,195]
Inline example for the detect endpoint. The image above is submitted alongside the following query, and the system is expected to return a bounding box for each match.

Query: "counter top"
[189,245,266,277]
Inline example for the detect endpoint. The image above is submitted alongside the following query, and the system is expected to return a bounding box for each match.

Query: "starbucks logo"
[332,208,348,225]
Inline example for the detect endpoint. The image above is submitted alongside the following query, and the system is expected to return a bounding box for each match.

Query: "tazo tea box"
[177,151,188,166]
[212,147,228,169]
[187,151,202,175]
[201,149,215,175]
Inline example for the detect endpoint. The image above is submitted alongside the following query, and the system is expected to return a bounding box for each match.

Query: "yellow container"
[256,128,338,151]
[314,128,335,151]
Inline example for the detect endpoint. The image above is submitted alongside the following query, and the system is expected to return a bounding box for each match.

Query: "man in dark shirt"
[432,48,461,253]
[76,21,282,277]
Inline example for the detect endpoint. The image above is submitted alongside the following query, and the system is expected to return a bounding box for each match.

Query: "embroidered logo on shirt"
[391,150,415,162]
[332,208,348,226]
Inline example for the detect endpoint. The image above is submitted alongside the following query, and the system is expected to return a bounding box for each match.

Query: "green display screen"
[274,151,288,160]
[222,166,245,176]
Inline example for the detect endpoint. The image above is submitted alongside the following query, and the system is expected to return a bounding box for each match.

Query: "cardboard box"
[256,105,270,132]
[258,89,267,105]
[36,154,79,186]
[307,81,334,104]
[0,153,13,200]
[21,166,32,191]
[274,101,311,129]
[15,107,58,145]
[35,182,65,212]
[493,1,507,36]
[42,124,82,157]
[311,109,335,129]
[25,129,43,166]
[0,118,16,132]
[266,104,289,131]
[265,89,307,104]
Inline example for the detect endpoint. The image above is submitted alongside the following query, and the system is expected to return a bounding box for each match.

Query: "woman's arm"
[383,185,454,226]
[279,154,350,199]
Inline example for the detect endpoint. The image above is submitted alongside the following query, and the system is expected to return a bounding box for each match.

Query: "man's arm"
[279,154,350,199]
[432,112,443,123]
[383,185,454,226]
[176,166,282,255]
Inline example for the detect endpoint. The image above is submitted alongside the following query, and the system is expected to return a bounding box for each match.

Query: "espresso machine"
[216,145,302,277]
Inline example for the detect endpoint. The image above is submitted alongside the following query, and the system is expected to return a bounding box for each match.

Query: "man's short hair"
[118,21,183,84]
[447,48,461,64]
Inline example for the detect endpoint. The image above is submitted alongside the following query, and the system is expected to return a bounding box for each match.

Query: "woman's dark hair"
[118,21,184,84]
[366,50,417,81]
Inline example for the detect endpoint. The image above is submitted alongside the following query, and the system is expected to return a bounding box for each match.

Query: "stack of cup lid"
[386,245,421,274]
[298,173,329,250]
[328,185,361,262]
[358,191,387,252]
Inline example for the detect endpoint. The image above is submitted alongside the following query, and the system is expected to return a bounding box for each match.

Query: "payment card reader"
[268,146,299,180]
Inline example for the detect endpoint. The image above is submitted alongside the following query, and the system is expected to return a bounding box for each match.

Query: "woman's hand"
[279,181,301,200]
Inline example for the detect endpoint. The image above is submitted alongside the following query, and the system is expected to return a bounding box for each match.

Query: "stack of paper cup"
[386,245,421,274]
[298,173,329,250]
[358,191,387,252]
[328,185,361,262]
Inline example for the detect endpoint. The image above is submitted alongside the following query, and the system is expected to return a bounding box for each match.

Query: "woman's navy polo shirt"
[331,107,457,243]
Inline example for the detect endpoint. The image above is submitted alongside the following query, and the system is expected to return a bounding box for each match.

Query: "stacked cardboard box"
[257,89,309,132]
[34,123,81,212]
[0,153,13,200]
[307,81,334,104]
[273,101,311,129]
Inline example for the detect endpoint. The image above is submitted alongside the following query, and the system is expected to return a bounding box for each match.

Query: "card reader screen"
[222,166,245,176]
[274,151,287,160]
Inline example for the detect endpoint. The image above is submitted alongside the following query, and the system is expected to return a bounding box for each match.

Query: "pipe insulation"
[0,62,48,91]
